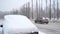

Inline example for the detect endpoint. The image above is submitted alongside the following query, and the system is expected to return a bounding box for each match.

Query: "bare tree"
[36,0,38,20]
[39,0,40,19]
[49,0,51,19]
[57,0,59,19]
[45,0,47,18]
[27,2,30,18]
[20,4,26,15]
[31,0,33,19]
[41,0,42,18]
[20,2,30,18]
[25,0,28,17]
[53,0,55,19]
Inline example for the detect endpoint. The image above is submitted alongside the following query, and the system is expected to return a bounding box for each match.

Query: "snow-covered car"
[3,15,46,34]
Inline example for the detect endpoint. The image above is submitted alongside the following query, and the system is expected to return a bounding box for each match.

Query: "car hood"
[3,15,46,34]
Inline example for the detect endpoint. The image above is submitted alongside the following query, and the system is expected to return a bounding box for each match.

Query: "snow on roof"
[3,15,38,33]
[4,15,26,19]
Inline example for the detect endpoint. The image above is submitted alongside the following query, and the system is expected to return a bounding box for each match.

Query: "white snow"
[3,15,45,34]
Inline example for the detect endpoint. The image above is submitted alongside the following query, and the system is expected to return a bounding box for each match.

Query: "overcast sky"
[0,0,31,11]
[0,0,60,11]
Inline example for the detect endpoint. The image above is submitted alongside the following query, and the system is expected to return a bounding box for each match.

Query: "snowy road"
[31,20,60,34]
[35,23,60,34]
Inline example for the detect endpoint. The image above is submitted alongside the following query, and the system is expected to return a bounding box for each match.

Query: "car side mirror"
[0,25,3,27]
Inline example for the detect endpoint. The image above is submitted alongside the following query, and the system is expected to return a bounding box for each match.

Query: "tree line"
[0,0,60,20]
[20,0,60,20]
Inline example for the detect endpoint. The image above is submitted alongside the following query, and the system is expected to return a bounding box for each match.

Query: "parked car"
[35,18,49,24]
[3,15,46,34]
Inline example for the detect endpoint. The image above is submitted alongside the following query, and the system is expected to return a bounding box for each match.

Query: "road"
[31,20,60,34]
[35,23,60,34]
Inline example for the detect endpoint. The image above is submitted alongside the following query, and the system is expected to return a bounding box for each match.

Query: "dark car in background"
[35,18,49,24]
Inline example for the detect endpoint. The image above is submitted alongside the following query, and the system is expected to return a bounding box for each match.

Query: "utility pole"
[31,0,33,19]
[49,0,51,20]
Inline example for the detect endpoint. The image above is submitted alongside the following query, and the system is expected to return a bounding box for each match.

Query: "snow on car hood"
[3,15,46,34]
